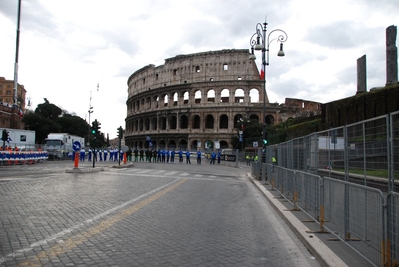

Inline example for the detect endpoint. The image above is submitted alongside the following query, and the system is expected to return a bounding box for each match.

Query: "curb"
[248,174,348,267]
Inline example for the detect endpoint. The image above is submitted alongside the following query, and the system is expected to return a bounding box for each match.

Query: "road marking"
[1,178,187,266]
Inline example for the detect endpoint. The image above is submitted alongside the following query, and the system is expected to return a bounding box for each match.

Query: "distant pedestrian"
[186,151,191,164]
[104,149,108,161]
[178,149,183,163]
[99,149,103,161]
[88,148,92,161]
[217,151,221,164]
[210,151,216,164]
[134,149,138,162]
[152,149,157,162]
[139,149,144,162]
[197,149,202,164]
[170,149,175,163]
[80,148,85,161]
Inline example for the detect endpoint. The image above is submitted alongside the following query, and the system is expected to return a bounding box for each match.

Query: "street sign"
[121,145,129,152]
[73,141,81,151]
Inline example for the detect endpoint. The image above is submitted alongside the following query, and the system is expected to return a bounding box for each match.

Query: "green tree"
[22,99,90,144]
[231,119,263,149]
[57,114,89,137]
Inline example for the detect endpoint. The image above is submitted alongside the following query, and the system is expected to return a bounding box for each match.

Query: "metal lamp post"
[249,19,288,162]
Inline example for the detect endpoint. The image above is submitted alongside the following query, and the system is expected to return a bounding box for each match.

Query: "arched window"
[205,115,214,129]
[169,115,177,129]
[192,115,201,129]
[219,114,228,129]
[160,117,167,130]
[194,90,201,104]
[151,117,157,130]
[221,89,230,103]
[180,115,188,129]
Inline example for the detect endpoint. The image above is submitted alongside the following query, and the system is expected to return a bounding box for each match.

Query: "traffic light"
[91,120,101,138]
[1,129,8,141]
[263,130,268,146]
[117,126,123,139]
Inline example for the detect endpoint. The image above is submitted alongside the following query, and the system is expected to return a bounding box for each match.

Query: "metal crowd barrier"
[0,151,48,165]
[260,163,397,266]
[387,192,399,267]
[323,177,385,266]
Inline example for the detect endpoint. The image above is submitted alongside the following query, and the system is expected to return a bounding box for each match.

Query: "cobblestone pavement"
[0,161,320,266]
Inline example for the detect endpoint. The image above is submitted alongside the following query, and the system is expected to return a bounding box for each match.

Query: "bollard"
[74,152,79,168]
[123,153,127,164]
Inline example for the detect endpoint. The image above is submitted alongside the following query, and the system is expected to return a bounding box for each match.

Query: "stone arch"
[153,95,160,108]
[139,119,144,131]
[205,114,214,129]
[160,116,167,130]
[180,114,188,129]
[219,114,228,129]
[192,115,200,129]
[169,115,177,129]
[219,140,229,149]
[159,140,166,149]
[163,94,168,107]
[145,118,150,131]
[249,114,259,123]
[151,117,157,130]
[207,89,215,102]
[179,139,187,151]
[183,91,189,104]
[172,92,178,106]
[168,140,176,150]
[194,90,201,104]
[146,96,152,109]
[234,89,244,103]
[134,120,138,132]
[266,114,275,126]
[249,88,259,103]
[191,140,199,151]
[220,88,230,103]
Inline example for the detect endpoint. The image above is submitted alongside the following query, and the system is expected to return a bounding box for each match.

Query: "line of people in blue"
[76,147,222,164]
[77,148,123,162]
[131,148,222,164]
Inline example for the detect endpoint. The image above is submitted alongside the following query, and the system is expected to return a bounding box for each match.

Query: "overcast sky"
[0,0,397,138]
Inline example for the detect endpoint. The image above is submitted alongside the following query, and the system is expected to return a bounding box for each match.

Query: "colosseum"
[125,49,321,152]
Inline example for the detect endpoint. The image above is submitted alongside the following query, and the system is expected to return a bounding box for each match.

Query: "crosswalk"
[108,168,221,179]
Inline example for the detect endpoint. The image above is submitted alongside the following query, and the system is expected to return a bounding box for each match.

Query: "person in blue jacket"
[186,151,191,164]
[197,149,202,164]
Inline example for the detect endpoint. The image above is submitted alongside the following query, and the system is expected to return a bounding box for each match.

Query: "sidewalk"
[248,174,373,267]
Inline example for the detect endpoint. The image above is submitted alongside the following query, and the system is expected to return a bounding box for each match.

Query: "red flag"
[260,64,265,80]
[19,109,23,118]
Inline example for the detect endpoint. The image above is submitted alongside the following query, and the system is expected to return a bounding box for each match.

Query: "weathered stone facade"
[0,77,26,129]
[125,49,321,151]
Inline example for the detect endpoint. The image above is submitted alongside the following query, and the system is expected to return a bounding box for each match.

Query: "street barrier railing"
[0,151,48,165]
[386,192,399,267]
[296,170,322,223]
[323,177,385,266]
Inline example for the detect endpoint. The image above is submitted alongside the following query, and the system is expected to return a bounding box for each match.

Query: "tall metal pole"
[249,19,287,162]
[13,0,22,108]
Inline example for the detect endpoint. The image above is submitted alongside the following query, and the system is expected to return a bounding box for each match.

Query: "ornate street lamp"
[249,19,288,161]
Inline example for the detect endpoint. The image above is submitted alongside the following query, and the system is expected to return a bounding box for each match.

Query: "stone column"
[357,55,367,94]
[386,25,398,85]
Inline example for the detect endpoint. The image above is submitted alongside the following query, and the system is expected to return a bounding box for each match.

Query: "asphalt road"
[0,160,320,266]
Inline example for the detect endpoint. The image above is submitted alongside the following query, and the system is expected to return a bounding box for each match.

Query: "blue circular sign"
[73,141,81,151]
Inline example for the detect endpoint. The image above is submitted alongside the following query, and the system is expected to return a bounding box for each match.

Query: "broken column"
[386,25,398,85]
[357,54,367,94]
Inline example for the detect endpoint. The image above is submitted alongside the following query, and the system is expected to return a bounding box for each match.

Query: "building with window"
[125,49,320,151]
[0,77,27,129]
